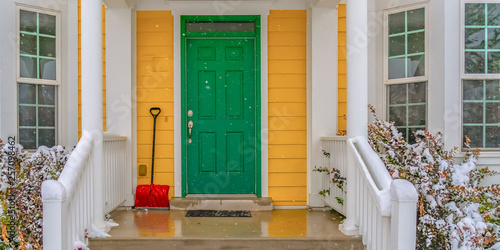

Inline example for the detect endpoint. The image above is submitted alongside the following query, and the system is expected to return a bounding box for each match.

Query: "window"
[462,3,500,149]
[385,6,427,143]
[17,6,59,149]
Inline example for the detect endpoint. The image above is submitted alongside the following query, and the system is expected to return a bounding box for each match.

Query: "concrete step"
[89,238,364,250]
[169,197,273,211]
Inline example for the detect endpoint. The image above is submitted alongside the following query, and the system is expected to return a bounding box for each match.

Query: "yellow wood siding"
[338,4,347,133]
[268,10,307,206]
[78,1,106,139]
[136,11,175,199]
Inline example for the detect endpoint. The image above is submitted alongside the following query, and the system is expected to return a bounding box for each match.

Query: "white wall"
[0,0,78,149]
[105,6,135,205]
[370,0,500,185]
[310,7,339,207]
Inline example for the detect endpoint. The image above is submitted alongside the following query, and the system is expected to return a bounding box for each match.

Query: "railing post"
[42,180,67,250]
[390,179,418,250]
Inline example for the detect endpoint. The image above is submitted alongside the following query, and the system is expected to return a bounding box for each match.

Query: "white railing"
[320,136,347,215]
[346,136,418,250]
[41,131,96,250]
[103,132,127,214]
[42,130,129,249]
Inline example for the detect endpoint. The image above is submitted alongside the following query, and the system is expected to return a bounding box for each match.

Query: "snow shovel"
[135,107,170,208]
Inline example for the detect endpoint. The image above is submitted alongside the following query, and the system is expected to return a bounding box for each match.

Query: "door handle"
[188,121,193,143]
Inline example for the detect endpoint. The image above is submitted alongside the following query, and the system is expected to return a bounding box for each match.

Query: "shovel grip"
[150,107,161,117]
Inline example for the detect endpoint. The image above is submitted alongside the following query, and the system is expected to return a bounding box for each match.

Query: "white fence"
[42,130,128,249]
[103,132,127,214]
[320,136,347,215]
[346,136,418,250]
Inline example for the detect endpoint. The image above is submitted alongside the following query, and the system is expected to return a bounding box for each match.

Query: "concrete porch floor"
[90,208,364,250]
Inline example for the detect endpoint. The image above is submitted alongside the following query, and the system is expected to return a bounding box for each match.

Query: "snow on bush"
[368,105,500,249]
[0,140,70,249]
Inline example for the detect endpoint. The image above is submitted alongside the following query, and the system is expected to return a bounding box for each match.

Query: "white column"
[340,0,368,235]
[81,0,105,229]
[106,7,134,206]
[310,7,338,207]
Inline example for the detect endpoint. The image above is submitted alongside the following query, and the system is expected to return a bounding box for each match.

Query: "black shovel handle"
[150,107,161,184]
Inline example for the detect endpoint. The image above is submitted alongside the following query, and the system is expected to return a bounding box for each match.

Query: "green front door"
[185,37,257,194]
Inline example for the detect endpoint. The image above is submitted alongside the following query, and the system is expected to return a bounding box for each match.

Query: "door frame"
[180,15,262,197]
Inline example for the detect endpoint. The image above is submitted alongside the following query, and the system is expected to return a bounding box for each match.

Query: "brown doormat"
[185,210,252,217]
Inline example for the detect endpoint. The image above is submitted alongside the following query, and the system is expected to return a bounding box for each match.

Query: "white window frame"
[16,4,61,149]
[460,0,500,151]
[383,3,429,141]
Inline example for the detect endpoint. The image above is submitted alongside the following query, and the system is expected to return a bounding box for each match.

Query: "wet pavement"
[90,208,365,249]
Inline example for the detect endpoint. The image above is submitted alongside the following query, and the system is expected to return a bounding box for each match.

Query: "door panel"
[186,38,256,194]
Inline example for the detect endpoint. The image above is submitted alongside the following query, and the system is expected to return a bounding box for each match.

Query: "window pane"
[19,83,36,104]
[407,8,425,31]
[39,13,56,36]
[388,58,406,79]
[38,107,55,127]
[20,33,37,55]
[408,55,425,77]
[408,82,426,103]
[389,84,406,104]
[464,80,484,100]
[408,105,426,126]
[18,83,57,149]
[464,126,483,148]
[20,56,37,79]
[38,129,55,147]
[485,126,500,148]
[19,129,36,149]
[488,28,500,49]
[389,106,406,126]
[465,51,486,74]
[465,4,485,26]
[407,32,425,54]
[397,128,407,140]
[186,22,255,33]
[38,85,55,105]
[488,52,500,73]
[20,10,37,32]
[409,127,425,144]
[463,103,483,123]
[486,103,500,123]
[488,4,500,26]
[389,35,405,57]
[40,59,56,80]
[19,106,36,126]
[389,12,405,35]
[465,28,486,50]
[39,36,55,57]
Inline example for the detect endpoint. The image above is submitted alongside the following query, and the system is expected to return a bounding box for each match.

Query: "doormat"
[185,210,252,217]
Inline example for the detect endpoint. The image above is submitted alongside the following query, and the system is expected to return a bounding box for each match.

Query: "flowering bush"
[368,105,500,249]
[0,139,69,249]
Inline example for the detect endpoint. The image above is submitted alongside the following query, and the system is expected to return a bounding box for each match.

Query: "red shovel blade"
[135,184,170,208]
